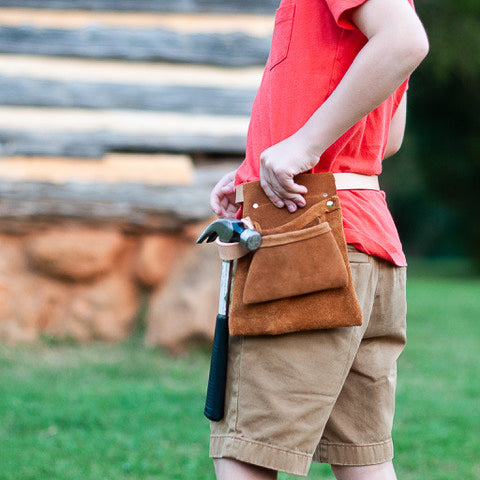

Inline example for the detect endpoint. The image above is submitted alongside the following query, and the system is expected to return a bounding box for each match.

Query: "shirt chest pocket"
[269,2,296,70]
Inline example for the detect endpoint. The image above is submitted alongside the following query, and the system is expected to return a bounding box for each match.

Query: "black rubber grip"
[204,314,229,422]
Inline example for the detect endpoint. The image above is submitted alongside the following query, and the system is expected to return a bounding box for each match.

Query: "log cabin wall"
[0,0,276,351]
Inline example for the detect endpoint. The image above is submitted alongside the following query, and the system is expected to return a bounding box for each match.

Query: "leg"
[314,254,407,469]
[210,325,362,477]
[214,458,277,480]
[331,461,397,480]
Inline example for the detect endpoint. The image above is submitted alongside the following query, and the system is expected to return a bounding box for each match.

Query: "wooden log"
[0,55,264,89]
[0,0,279,14]
[0,25,270,66]
[0,107,249,157]
[0,75,257,116]
[0,163,236,233]
[0,128,247,157]
[0,154,195,185]
[0,10,274,36]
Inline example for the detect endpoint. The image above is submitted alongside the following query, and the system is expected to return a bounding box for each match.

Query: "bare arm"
[384,93,407,159]
[260,0,429,212]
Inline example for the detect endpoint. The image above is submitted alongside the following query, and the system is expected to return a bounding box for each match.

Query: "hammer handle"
[204,313,229,421]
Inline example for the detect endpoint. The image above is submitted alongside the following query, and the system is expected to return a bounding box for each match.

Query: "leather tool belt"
[228,172,365,336]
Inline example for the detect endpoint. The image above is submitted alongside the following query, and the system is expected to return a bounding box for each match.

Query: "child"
[210,0,428,478]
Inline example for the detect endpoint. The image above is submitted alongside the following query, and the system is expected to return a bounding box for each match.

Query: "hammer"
[197,219,261,421]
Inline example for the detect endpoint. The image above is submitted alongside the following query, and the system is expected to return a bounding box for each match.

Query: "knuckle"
[260,179,270,191]
[261,156,273,169]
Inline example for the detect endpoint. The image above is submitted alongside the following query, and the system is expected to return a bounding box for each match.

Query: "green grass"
[393,276,480,480]
[0,268,479,479]
[0,340,213,479]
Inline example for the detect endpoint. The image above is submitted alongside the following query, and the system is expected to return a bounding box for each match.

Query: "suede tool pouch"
[229,172,363,336]
[243,220,348,304]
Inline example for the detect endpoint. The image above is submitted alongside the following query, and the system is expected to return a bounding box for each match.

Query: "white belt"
[333,173,379,191]
[235,173,379,203]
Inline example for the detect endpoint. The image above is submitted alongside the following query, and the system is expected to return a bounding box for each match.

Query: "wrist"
[293,122,327,159]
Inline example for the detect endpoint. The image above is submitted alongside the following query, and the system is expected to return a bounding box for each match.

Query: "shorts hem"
[313,438,394,466]
[210,434,312,476]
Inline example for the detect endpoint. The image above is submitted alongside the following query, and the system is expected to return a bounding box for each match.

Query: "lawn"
[0,266,479,479]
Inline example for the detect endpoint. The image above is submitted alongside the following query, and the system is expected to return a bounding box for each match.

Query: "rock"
[0,220,224,346]
[0,229,139,343]
[0,272,69,343]
[133,234,186,288]
[0,234,69,343]
[144,239,221,354]
[0,233,27,274]
[44,270,139,342]
[25,227,127,281]
[0,275,39,343]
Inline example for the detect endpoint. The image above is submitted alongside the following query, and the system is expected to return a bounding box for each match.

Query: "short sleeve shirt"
[235,0,414,266]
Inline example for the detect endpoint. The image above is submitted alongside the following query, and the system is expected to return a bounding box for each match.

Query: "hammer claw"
[196,219,235,244]
[196,218,261,251]
[196,230,215,244]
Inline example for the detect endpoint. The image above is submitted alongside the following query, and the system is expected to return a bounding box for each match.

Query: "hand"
[260,132,321,212]
[210,169,239,218]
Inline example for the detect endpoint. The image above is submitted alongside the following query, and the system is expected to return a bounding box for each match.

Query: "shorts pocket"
[269,2,296,70]
[347,245,371,264]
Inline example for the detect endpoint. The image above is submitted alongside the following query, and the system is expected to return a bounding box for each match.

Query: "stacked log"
[0,1,275,352]
[0,6,269,157]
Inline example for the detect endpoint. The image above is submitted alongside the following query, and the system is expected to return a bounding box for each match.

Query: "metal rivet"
[327,200,334,208]
[252,203,259,209]
[322,192,328,197]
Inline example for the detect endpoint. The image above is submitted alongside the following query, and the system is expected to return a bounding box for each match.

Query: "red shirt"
[235,0,412,266]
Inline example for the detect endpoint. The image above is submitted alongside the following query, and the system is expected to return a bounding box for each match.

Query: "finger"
[211,186,231,217]
[221,183,235,194]
[218,197,238,218]
[210,192,222,216]
[269,175,307,207]
[264,170,302,207]
[224,203,239,219]
[220,170,236,189]
[218,204,229,218]
[260,170,284,208]
[272,186,304,209]
[287,192,307,208]
[284,199,298,213]
[215,171,235,195]
[260,157,306,208]
[276,174,308,196]
[219,195,230,214]
[262,167,288,204]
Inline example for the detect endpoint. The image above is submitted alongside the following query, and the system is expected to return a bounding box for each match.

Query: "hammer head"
[196,219,261,251]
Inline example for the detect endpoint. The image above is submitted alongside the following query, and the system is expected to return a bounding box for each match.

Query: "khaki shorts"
[210,246,407,476]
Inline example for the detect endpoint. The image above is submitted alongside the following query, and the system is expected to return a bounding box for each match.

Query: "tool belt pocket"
[243,216,348,305]
[229,173,363,336]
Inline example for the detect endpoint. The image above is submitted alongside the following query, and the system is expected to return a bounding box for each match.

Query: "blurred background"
[0,1,478,479]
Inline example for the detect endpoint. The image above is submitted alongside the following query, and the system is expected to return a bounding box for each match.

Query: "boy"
[210,0,428,478]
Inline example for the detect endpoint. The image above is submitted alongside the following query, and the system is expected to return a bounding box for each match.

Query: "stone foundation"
[0,221,219,353]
